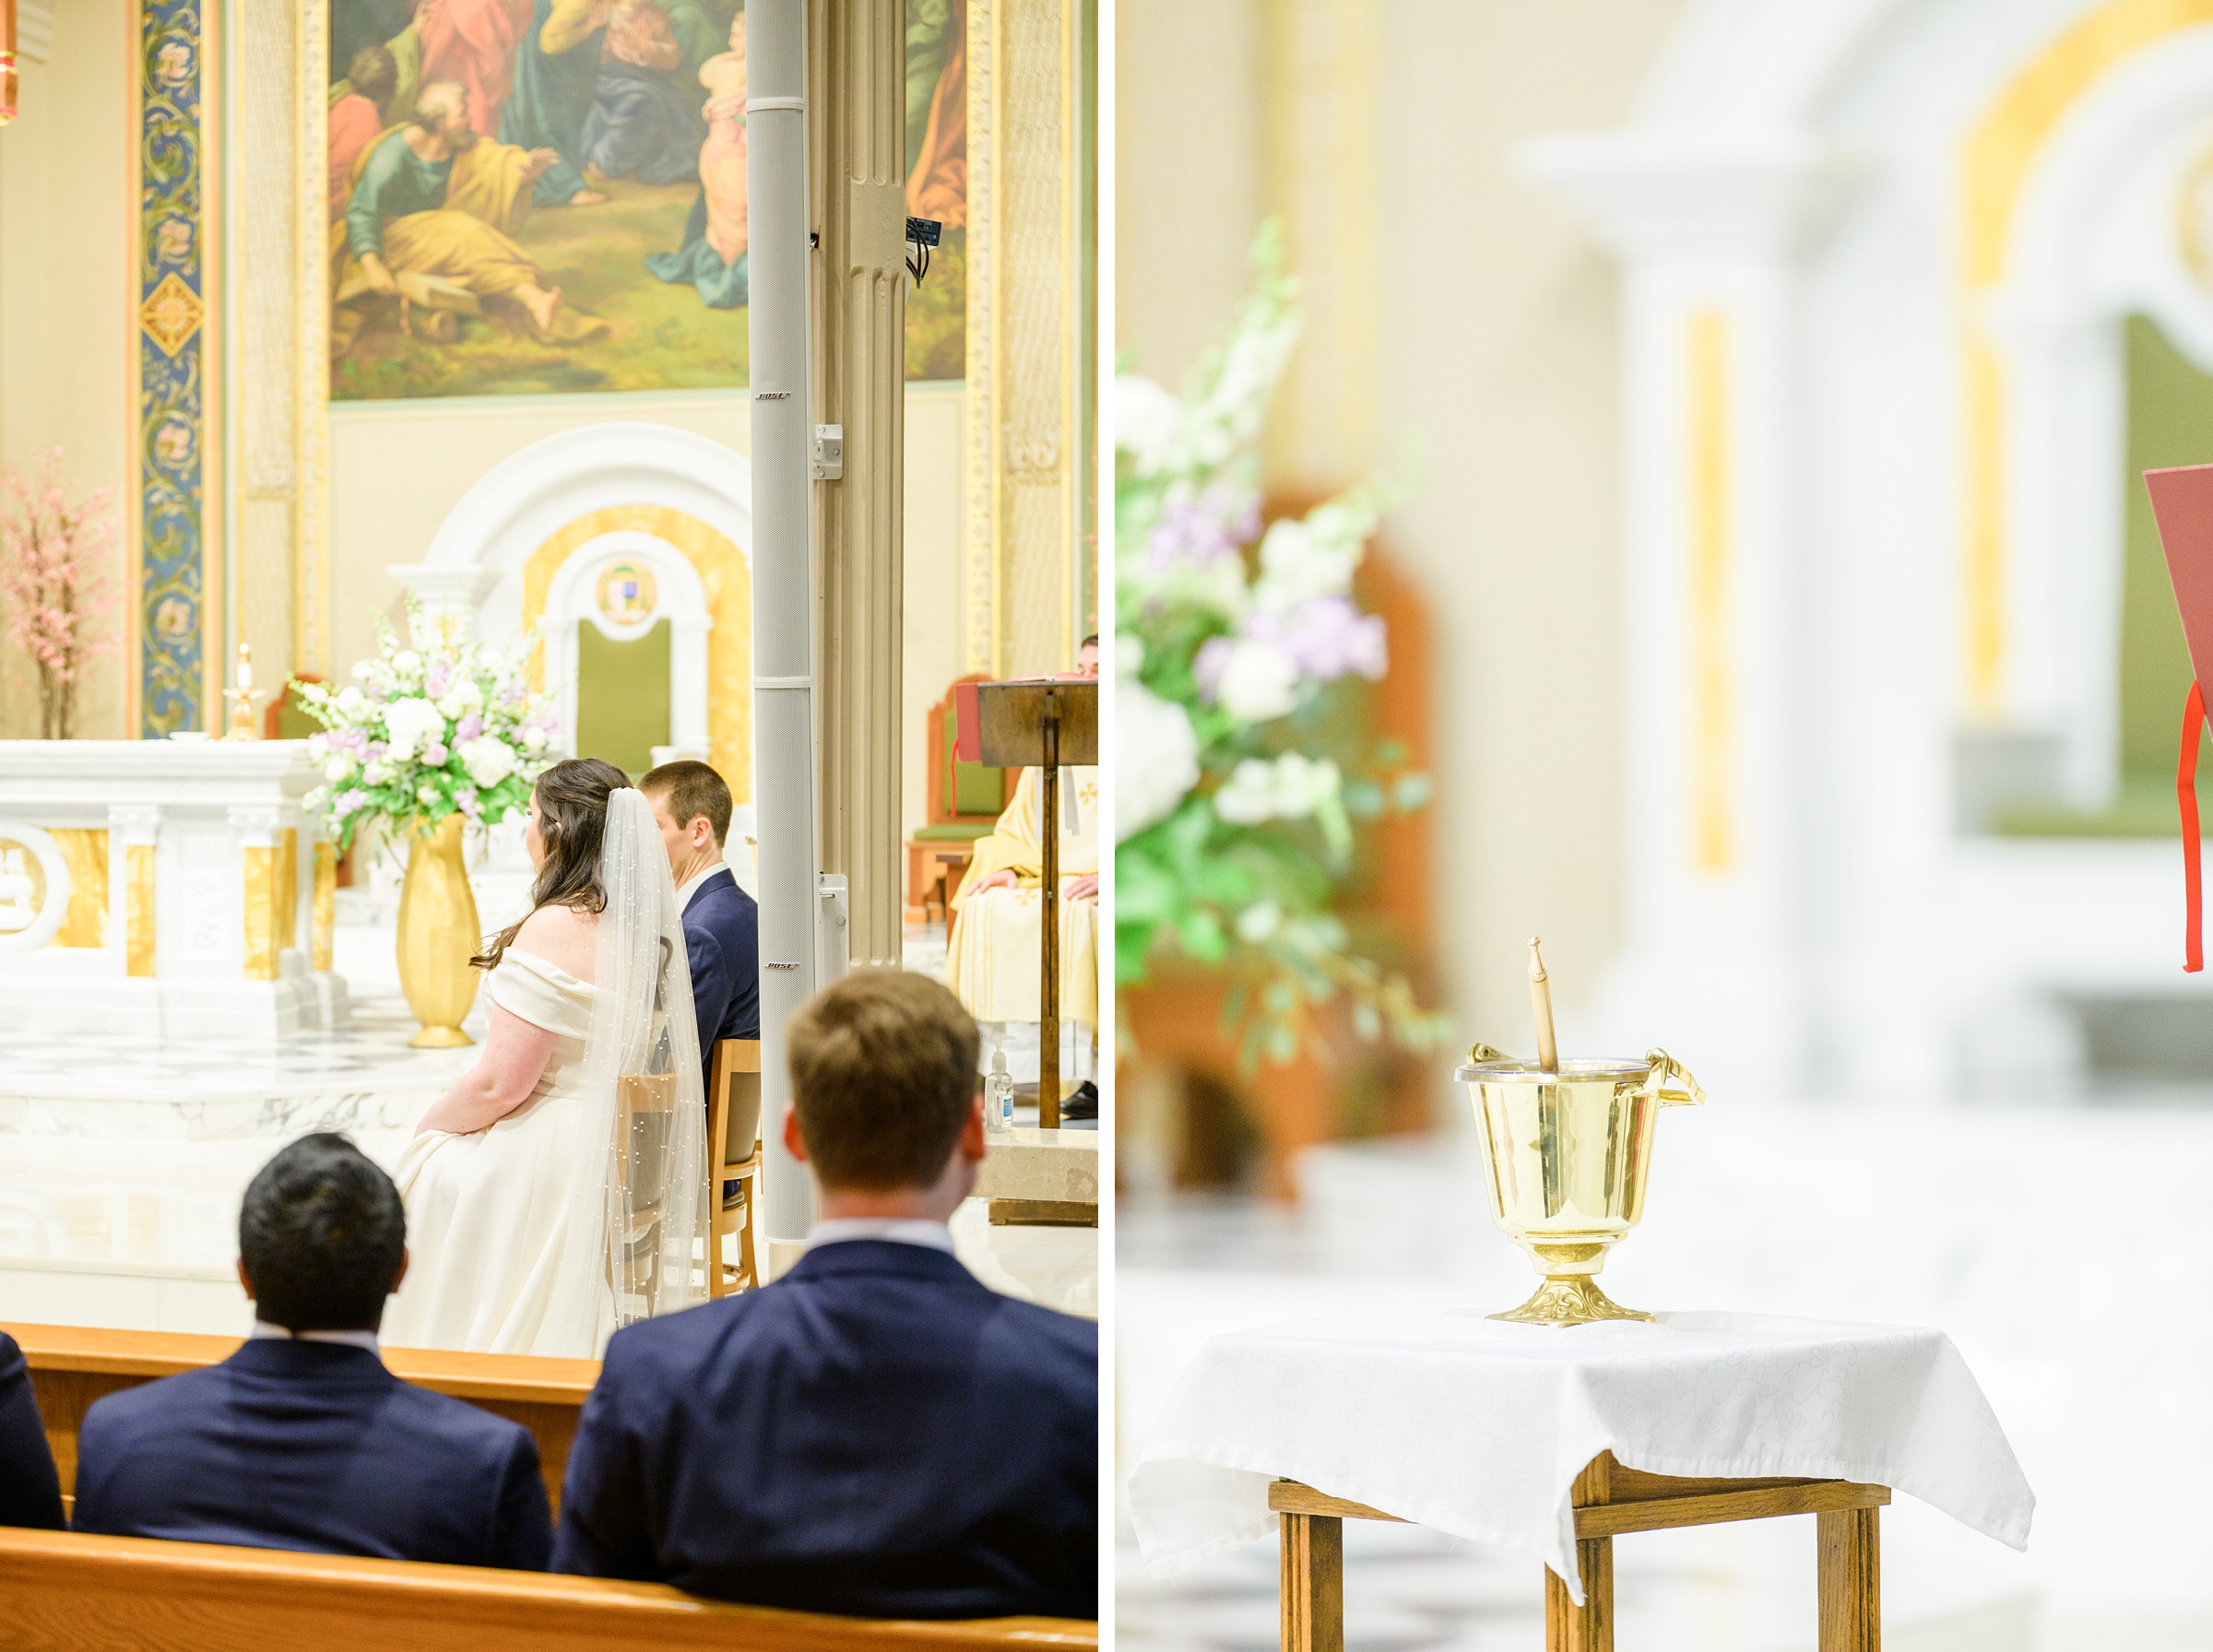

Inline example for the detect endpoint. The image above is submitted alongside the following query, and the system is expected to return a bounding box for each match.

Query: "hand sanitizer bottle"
[985,1044,1015,1134]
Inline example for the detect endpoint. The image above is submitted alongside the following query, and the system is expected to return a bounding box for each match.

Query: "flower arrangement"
[291,599,557,851]
[1116,226,1448,1067]
[0,448,121,740]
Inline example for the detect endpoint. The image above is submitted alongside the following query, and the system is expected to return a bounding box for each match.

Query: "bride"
[382,759,710,1358]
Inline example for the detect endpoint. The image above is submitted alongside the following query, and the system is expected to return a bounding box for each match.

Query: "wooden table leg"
[1817,1504,1880,1650]
[1545,1454,1615,1652]
[1280,1511,1343,1652]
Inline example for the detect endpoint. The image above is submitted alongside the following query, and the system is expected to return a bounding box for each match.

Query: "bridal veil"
[539,787,710,1355]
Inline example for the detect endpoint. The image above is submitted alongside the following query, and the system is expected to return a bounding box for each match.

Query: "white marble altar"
[0,739,346,1038]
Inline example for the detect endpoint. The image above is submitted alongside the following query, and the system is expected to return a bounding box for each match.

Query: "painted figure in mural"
[905,0,964,232]
[578,0,706,185]
[645,6,746,308]
[415,0,533,143]
[334,81,608,348]
[329,48,401,217]
[333,0,421,84]
[501,0,613,207]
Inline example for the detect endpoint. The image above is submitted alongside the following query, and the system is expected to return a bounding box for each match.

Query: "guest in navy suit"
[553,971,1096,1621]
[0,1330,64,1529]
[641,759,760,1068]
[72,1133,551,1569]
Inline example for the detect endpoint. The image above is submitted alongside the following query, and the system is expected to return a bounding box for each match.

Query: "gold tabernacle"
[1457,1043,1704,1326]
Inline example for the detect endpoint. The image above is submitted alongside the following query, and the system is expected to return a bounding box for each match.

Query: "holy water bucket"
[1455,1044,1705,1327]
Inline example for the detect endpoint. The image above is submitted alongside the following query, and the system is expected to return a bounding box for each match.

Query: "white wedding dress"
[383,950,601,1357]
[382,789,710,1361]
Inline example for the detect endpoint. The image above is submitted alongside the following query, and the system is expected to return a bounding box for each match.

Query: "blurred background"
[1114,1,2213,1646]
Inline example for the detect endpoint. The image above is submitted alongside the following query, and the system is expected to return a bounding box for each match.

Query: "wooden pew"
[0,1528,1098,1652]
[6,1321,598,1515]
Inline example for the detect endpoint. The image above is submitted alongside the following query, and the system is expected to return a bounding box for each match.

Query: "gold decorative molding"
[1686,310,1734,875]
[138,271,205,359]
[964,0,1000,674]
[242,843,280,980]
[295,0,332,678]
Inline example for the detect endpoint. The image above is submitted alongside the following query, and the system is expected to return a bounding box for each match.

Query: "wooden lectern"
[956,678,1098,1128]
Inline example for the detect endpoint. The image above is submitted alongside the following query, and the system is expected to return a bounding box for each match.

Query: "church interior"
[1117,1,2213,1646]
[0,0,1095,1516]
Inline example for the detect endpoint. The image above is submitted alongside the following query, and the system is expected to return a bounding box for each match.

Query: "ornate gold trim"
[964,0,1000,674]
[296,0,331,679]
[1686,310,1733,875]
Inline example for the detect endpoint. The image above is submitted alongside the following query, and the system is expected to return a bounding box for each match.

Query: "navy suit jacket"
[553,1241,1097,1621]
[0,1331,64,1530]
[73,1338,551,1569]
[683,866,760,1066]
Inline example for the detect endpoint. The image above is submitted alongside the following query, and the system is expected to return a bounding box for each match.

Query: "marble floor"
[1118,1103,2213,1650]
[0,916,1095,1331]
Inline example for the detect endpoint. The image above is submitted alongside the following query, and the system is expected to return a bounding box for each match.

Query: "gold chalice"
[1458,939,1705,1327]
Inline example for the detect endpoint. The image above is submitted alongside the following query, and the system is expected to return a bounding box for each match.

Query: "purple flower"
[1148,483,1260,572]
[421,741,449,768]
[426,659,453,698]
[455,714,484,744]
[333,788,367,817]
[1246,597,1388,682]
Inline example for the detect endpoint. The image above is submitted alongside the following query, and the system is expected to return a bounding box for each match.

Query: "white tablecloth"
[1128,1310,2034,1603]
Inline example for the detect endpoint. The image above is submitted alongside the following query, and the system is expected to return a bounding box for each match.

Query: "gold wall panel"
[243,844,280,981]
[127,844,157,977]
[49,829,110,949]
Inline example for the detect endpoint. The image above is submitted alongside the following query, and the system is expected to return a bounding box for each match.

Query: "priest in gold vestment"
[945,642,1100,1085]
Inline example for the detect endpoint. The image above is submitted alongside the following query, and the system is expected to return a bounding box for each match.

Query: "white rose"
[362,760,395,785]
[1115,678,1200,841]
[436,678,484,720]
[350,660,373,681]
[306,733,328,762]
[1253,515,1361,608]
[325,754,357,784]
[457,736,517,789]
[417,785,441,807]
[522,724,550,753]
[383,696,446,763]
[1115,373,1184,476]
[392,649,422,677]
[1213,753,1342,825]
[336,686,367,716]
[1213,639,1299,723]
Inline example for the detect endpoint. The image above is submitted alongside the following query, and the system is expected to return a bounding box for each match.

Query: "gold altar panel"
[520,504,752,796]
[313,840,337,972]
[241,844,279,982]
[126,844,156,977]
[48,830,109,950]
[278,827,298,950]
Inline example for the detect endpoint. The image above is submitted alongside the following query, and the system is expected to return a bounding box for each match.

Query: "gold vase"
[396,813,479,1048]
[1457,1044,1704,1327]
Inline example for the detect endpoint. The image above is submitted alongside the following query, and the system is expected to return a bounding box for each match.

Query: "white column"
[1524,136,1845,1098]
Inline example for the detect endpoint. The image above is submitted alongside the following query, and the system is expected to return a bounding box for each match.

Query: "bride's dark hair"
[472,756,631,971]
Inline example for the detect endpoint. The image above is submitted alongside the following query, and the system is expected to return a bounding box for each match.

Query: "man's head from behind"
[784,971,984,1219]
[238,1134,407,1333]
[639,759,732,885]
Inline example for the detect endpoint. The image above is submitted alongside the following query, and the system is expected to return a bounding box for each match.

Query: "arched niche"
[391,424,752,795]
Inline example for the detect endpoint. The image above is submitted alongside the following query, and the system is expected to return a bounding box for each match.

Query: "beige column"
[967,0,1093,678]
[808,0,906,971]
[110,805,160,979]
[238,0,301,691]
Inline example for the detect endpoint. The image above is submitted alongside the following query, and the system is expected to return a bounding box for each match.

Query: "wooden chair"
[707,1039,763,1298]
[907,674,1012,921]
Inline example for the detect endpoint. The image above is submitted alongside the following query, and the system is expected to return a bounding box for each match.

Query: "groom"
[640,760,760,1071]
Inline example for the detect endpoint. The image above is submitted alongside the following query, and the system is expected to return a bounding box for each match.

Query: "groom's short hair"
[639,760,732,846]
[240,1134,407,1332]
[787,972,980,1190]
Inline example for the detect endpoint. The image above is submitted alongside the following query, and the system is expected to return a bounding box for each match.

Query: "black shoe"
[1059,1080,1097,1122]
[720,1178,745,1210]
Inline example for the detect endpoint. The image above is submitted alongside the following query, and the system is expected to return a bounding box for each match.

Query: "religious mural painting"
[903,0,964,382]
[326,0,751,399]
